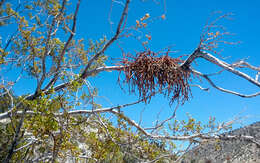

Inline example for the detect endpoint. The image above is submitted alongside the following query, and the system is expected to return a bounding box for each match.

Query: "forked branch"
[80,0,130,79]
[110,109,260,147]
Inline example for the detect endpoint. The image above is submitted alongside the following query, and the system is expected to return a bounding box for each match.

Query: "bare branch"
[65,99,142,115]
[80,0,130,79]
[1,99,143,120]
[230,60,260,81]
[192,69,260,98]
[200,50,260,88]
[175,142,194,163]
[190,84,209,91]
[110,110,260,147]
[180,48,202,70]
[145,100,180,131]
[0,66,123,121]
[256,72,260,82]
[110,109,202,140]
[178,48,260,97]
[48,66,123,93]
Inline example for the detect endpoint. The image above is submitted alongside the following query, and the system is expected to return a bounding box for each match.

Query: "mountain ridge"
[181,121,260,163]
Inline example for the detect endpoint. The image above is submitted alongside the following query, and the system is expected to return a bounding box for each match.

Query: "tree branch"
[110,110,260,147]
[1,98,143,119]
[192,69,260,98]
[199,50,260,88]
[3,2,81,162]
[80,0,130,79]
[36,0,67,94]
[43,0,81,91]
[49,66,123,93]
[180,48,202,70]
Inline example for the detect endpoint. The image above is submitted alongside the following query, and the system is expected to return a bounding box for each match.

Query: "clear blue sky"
[5,0,260,129]
[76,0,260,128]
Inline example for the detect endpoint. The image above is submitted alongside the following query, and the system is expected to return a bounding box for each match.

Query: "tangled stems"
[119,50,192,105]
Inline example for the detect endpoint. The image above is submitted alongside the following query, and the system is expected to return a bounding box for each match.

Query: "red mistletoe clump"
[119,50,192,105]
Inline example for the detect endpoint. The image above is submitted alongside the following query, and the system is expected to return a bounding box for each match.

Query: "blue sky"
[3,0,260,129]
[75,0,260,128]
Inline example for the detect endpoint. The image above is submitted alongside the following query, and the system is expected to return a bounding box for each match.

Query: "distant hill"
[181,122,260,163]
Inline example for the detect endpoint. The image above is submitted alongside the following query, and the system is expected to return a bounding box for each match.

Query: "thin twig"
[80,0,130,79]
[43,0,81,91]
[36,0,67,93]
[192,69,260,98]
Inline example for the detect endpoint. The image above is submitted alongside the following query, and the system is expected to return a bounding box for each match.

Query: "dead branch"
[190,84,209,91]
[192,69,260,98]
[200,50,260,87]
[144,100,180,131]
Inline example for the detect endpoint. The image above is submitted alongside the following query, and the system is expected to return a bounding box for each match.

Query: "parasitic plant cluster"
[119,50,192,105]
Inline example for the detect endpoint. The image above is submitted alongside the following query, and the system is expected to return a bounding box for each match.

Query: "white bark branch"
[80,0,130,79]
[199,50,260,87]
[110,109,260,146]
[192,69,260,98]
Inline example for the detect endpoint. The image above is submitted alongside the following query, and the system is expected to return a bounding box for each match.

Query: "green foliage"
[0,89,172,162]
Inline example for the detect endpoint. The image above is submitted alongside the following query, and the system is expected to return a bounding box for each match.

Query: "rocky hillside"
[181,121,260,163]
